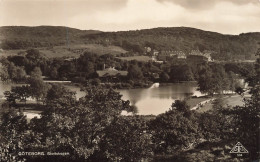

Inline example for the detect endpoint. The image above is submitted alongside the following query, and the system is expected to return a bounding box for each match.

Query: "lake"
[117,83,202,115]
[0,82,202,116]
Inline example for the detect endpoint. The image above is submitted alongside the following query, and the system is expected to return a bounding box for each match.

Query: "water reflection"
[64,85,86,100]
[117,83,202,115]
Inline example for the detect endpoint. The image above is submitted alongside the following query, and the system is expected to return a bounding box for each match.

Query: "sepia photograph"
[0,0,259,161]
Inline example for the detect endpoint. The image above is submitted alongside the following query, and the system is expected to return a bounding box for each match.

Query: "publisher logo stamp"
[230,142,249,157]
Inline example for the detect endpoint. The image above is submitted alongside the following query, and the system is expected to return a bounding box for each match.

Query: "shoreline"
[1,81,248,120]
[0,92,246,122]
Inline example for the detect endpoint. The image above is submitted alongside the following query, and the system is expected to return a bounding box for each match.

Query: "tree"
[4,90,18,107]
[1,57,27,82]
[227,71,238,93]
[84,62,95,78]
[211,64,229,93]
[94,116,153,161]
[198,97,235,141]
[249,53,260,86]
[28,78,50,102]
[58,62,77,80]
[25,49,47,74]
[46,84,76,105]
[29,86,133,161]
[197,64,215,96]
[15,67,27,82]
[0,109,28,161]
[127,64,143,80]
[0,62,10,82]
[171,100,191,115]
[90,78,101,86]
[30,67,42,79]
[197,63,230,96]
[149,108,200,154]
[11,85,31,104]
[49,67,58,79]
[170,65,194,81]
[160,72,170,82]
[26,49,41,59]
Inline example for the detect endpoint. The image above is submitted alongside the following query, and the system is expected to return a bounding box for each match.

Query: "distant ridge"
[0,26,101,41]
[0,26,259,60]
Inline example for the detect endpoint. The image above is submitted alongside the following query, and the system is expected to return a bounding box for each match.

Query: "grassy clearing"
[188,93,249,113]
[117,56,152,62]
[0,44,127,58]
[67,44,127,55]
[186,97,210,108]
[222,94,247,107]
[187,97,214,112]
[196,102,213,113]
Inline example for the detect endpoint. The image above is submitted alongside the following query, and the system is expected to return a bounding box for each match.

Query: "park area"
[186,92,250,113]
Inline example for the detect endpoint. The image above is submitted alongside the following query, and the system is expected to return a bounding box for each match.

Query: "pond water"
[117,83,202,115]
[0,82,202,116]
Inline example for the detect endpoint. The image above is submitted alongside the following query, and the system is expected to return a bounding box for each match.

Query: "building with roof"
[96,67,128,82]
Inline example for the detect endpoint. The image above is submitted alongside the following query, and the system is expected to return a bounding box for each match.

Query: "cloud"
[0,0,259,34]
[157,0,259,10]
[74,0,260,34]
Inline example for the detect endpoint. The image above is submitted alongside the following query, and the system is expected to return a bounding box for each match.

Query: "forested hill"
[83,27,260,60]
[1,26,259,60]
[0,26,101,49]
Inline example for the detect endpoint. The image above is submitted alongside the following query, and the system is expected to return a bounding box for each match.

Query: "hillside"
[82,27,260,60]
[1,26,259,60]
[0,26,101,49]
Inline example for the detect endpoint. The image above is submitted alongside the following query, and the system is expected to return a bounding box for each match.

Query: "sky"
[0,0,260,34]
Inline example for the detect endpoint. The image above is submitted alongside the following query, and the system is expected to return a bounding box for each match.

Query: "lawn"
[117,56,152,62]
[186,97,214,112]
[222,94,247,107]
[188,93,249,113]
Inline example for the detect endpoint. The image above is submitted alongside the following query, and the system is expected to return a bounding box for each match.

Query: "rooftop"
[96,67,128,77]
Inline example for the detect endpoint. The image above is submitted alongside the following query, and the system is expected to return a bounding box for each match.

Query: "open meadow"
[0,44,127,58]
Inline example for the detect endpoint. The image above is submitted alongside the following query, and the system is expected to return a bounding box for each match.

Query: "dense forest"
[0,26,100,49]
[1,26,259,61]
[83,27,260,60]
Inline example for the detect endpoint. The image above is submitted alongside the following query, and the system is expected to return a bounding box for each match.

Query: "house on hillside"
[158,50,187,61]
[188,50,213,62]
[96,67,128,82]
[153,50,159,56]
[176,51,186,59]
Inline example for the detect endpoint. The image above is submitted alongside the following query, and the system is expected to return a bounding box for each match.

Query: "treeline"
[1,49,255,91]
[0,61,259,161]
